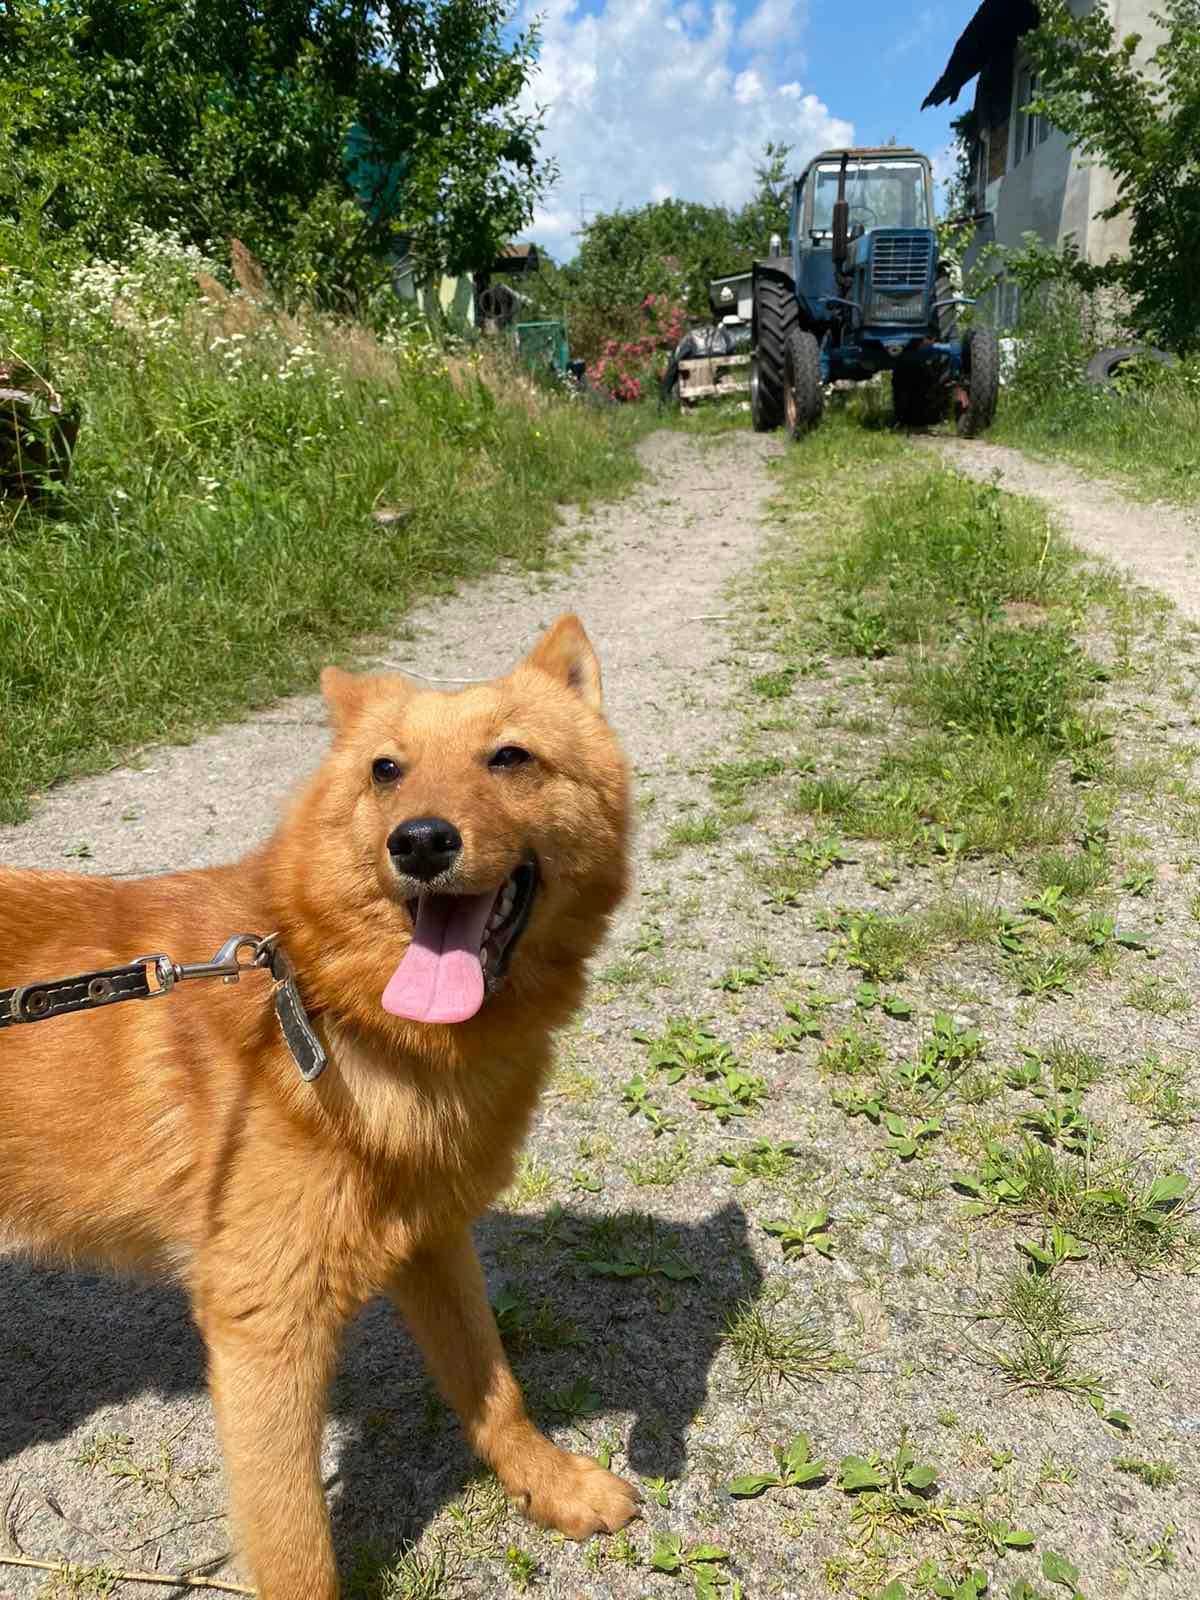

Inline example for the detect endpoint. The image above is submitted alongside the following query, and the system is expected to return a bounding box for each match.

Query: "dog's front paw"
[507,1442,641,1539]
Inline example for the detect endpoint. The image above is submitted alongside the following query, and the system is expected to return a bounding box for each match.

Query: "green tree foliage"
[561,141,794,344]
[1026,0,1200,351]
[741,140,794,249]
[0,0,553,309]
[568,197,746,317]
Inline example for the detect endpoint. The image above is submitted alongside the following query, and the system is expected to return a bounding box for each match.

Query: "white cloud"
[738,0,805,53]
[518,0,853,260]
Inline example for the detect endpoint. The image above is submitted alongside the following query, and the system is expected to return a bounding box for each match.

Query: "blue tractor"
[750,146,999,438]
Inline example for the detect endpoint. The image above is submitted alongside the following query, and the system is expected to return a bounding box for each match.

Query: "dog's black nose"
[387,816,463,881]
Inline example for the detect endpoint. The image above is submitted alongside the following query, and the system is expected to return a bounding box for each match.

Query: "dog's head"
[272,615,629,1039]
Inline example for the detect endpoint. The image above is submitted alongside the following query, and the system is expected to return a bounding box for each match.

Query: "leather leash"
[0,932,327,1081]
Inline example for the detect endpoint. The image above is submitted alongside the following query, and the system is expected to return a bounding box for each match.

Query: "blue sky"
[515,0,969,261]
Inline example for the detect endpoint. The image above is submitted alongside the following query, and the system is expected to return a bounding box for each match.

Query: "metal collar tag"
[264,944,328,1082]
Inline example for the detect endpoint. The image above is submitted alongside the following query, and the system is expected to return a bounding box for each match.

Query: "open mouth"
[475,859,538,988]
[381,859,539,1025]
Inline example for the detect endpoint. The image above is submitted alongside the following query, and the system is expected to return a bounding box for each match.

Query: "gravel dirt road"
[3,426,1197,1600]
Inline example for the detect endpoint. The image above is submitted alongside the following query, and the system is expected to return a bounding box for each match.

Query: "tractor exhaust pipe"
[831,151,853,310]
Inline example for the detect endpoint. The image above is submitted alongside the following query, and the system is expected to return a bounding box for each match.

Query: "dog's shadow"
[1,1201,759,1571]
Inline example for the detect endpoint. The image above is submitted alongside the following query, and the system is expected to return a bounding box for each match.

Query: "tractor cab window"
[808,160,930,238]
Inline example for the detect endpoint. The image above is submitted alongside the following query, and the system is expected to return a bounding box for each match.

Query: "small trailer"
[670,269,754,407]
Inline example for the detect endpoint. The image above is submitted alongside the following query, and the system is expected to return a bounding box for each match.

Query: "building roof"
[922,0,1040,109]
[491,243,540,274]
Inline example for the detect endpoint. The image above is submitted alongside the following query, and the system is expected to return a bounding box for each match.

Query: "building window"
[1013,64,1047,164]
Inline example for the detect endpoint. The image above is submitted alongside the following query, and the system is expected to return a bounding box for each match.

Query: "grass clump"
[890,737,1075,855]
[723,1296,852,1396]
[908,623,1101,749]
[983,1266,1104,1399]
[1113,1458,1179,1490]
[829,469,1084,648]
[955,1138,1194,1273]
[793,737,1076,858]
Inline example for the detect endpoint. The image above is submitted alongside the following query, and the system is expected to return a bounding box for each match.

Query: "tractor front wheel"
[783,329,823,438]
[749,355,773,431]
[956,327,1000,437]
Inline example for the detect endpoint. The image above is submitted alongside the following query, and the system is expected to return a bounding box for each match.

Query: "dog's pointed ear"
[524,614,603,709]
[320,666,367,732]
[322,665,415,732]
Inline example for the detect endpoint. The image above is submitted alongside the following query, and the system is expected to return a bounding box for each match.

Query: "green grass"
[749,409,1134,865]
[1031,845,1111,899]
[1,269,647,821]
[1113,1457,1179,1490]
[983,1266,1106,1400]
[791,736,1076,857]
[992,362,1200,507]
[826,461,1093,647]
[347,1537,454,1599]
[968,273,1200,506]
[954,1138,1194,1273]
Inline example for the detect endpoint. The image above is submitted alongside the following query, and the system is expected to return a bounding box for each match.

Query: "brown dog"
[0,615,639,1598]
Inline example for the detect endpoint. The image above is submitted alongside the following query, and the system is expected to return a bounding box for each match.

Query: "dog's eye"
[489,745,532,770]
[372,757,402,785]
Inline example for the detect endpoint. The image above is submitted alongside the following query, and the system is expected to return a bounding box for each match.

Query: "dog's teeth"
[481,947,491,968]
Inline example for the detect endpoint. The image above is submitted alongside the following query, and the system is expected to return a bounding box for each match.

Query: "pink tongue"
[381,890,498,1024]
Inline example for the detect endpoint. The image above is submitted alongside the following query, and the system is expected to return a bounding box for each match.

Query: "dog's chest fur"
[325,1024,550,1243]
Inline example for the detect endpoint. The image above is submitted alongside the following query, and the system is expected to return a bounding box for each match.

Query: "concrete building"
[924,0,1163,318]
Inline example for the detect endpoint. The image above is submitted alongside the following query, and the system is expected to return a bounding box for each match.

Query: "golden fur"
[0,615,639,1598]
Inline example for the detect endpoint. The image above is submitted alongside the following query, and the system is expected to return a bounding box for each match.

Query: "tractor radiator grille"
[871,234,933,290]
[867,234,932,324]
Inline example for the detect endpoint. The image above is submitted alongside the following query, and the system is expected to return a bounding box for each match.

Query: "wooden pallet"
[677,351,751,405]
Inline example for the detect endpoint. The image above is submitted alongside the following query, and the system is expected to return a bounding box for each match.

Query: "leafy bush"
[561,142,791,361]
[1027,0,1200,355]
[0,0,550,312]
[585,295,688,402]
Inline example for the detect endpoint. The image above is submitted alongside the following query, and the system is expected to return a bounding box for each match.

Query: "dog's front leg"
[200,1298,343,1600]
[388,1229,640,1539]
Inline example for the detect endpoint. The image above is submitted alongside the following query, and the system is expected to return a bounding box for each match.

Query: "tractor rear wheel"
[956,327,1000,436]
[892,364,947,428]
[753,276,798,429]
[783,328,823,438]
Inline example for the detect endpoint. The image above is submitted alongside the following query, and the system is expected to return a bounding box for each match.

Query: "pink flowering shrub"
[585,294,689,402]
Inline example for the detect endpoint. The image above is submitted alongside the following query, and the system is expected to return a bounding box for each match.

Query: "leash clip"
[169,933,274,987]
